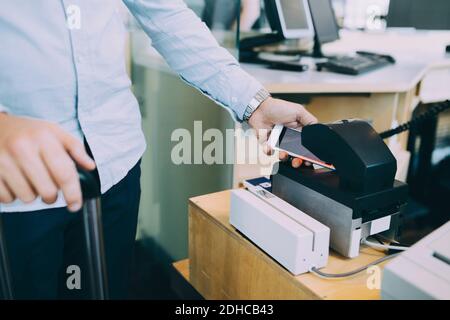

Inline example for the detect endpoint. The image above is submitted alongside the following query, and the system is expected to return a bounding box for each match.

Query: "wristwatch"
[242,88,271,122]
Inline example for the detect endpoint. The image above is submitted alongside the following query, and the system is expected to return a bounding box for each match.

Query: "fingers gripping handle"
[0,169,104,300]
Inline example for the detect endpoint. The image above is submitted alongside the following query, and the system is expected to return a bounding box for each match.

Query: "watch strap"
[243,89,271,122]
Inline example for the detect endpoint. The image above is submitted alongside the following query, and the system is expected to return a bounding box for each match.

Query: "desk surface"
[188,190,392,300]
[133,30,450,97]
[242,30,450,94]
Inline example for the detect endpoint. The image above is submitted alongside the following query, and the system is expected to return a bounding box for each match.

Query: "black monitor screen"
[280,0,310,30]
[387,0,450,30]
[308,0,339,44]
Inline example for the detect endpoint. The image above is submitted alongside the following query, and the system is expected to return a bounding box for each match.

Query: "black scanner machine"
[271,120,409,258]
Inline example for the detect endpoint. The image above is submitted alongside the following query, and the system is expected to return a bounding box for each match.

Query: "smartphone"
[268,125,335,170]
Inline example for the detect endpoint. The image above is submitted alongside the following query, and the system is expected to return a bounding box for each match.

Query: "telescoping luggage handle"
[79,169,109,300]
[0,169,108,300]
[0,209,13,300]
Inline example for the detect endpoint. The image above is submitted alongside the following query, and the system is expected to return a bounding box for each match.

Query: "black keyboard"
[319,54,393,75]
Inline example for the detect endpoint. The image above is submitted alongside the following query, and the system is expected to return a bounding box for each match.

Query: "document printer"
[271,120,409,258]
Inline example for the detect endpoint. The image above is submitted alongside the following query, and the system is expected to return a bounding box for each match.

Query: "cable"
[373,234,385,245]
[361,238,409,252]
[373,234,411,248]
[373,235,411,255]
[309,237,410,279]
[310,253,401,279]
[379,100,450,139]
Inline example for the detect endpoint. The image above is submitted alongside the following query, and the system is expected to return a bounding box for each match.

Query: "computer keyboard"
[318,54,394,75]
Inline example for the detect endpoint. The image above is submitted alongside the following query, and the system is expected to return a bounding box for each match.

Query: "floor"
[128,241,202,300]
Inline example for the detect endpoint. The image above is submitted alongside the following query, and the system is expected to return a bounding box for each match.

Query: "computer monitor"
[308,0,340,44]
[387,0,450,30]
[265,0,314,39]
[305,0,340,57]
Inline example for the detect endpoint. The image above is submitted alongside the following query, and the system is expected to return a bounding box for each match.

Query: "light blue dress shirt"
[0,0,264,212]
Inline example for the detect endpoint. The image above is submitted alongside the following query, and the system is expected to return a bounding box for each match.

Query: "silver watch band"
[243,89,271,122]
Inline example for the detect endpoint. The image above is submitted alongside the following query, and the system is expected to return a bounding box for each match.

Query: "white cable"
[361,238,409,252]
[309,239,409,280]
[310,253,401,279]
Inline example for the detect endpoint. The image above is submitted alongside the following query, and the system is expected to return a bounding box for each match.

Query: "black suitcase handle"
[78,168,108,300]
[0,169,108,300]
[0,216,13,300]
[78,168,101,200]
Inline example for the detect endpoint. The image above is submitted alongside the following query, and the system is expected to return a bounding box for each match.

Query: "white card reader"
[230,178,330,275]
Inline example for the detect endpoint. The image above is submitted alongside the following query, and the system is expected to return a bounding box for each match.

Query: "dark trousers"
[1,162,141,300]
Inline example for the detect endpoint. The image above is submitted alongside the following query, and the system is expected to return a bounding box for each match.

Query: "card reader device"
[271,120,409,258]
[230,178,330,275]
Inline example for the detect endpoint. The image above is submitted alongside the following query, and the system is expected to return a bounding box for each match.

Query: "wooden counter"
[188,190,392,300]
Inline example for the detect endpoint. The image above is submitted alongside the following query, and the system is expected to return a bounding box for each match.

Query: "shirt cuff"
[0,102,9,114]
[229,72,266,122]
[180,68,266,123]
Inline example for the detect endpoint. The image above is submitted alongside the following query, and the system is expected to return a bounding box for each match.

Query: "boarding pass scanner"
[230,120,408,275]
[272,120,408,258]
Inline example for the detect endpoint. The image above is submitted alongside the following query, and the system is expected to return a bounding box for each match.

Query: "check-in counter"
[131,29,450,267]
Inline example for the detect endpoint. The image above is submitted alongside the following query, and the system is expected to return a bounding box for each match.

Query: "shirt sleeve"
[0,102,9,113]
[122,0,265,121]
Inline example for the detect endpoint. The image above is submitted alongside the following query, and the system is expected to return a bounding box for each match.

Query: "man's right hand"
[0,113,96,212]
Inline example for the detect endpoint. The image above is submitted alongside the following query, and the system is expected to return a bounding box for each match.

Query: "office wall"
[132,61,235,265]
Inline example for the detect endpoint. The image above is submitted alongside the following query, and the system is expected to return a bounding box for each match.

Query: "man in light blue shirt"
[0,0,316,299]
